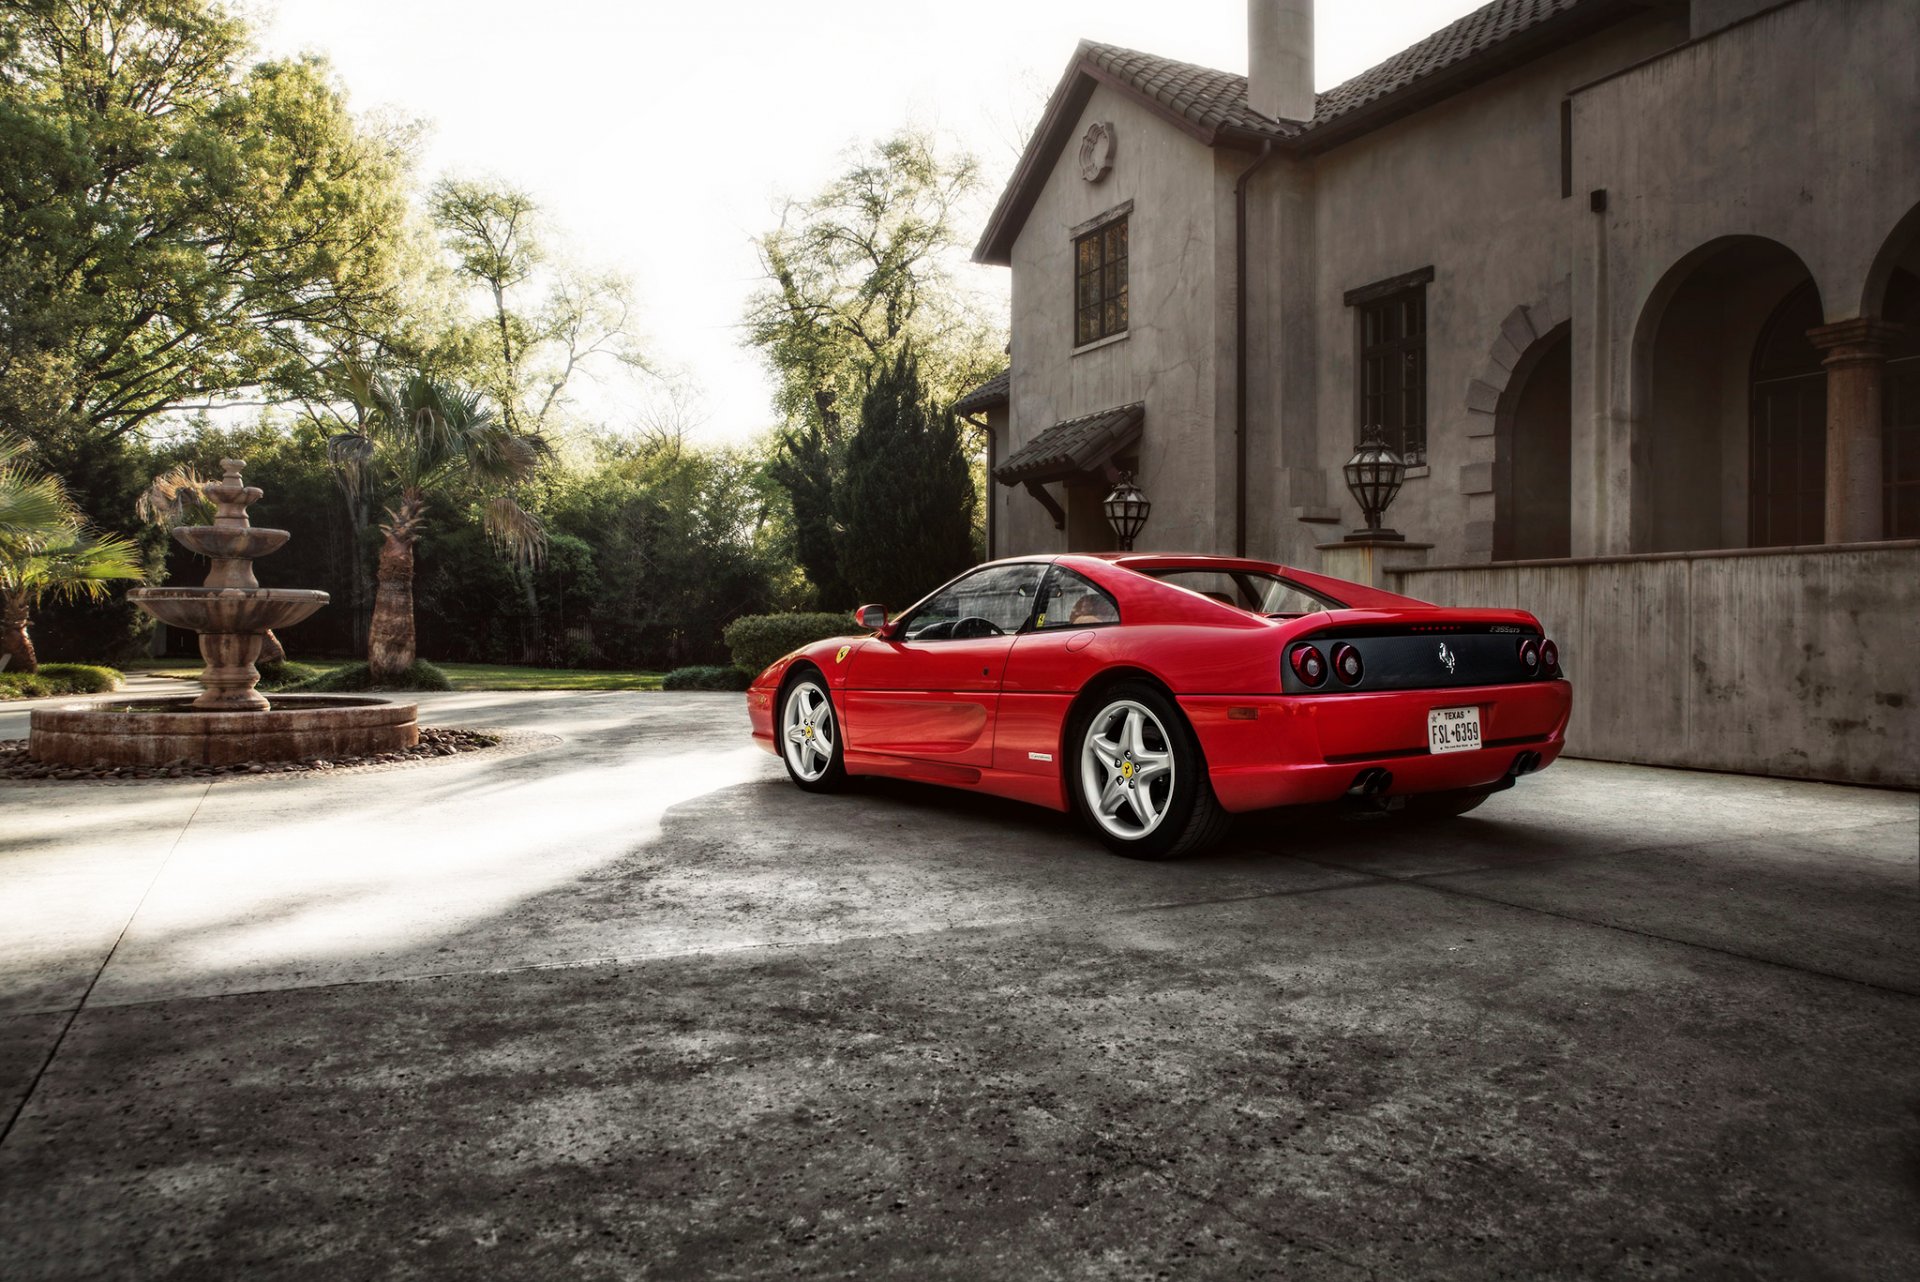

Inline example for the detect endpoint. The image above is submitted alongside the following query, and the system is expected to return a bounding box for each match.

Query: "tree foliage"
[836,350,975,610]
[0,0,414,447]
[0,433,143,671]
[743,130,1004,604]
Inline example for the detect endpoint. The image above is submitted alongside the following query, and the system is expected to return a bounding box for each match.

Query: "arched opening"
[1885,269,1920,537]
[1871,201,1920,537]
[1748,281,1826,546]
[1493,322,1571,560]
[1635,237,1822,552]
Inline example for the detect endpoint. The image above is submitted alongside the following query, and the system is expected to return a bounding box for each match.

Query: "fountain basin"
[172,525,290,561]
[127,586,328,634]
[29,695,419,767]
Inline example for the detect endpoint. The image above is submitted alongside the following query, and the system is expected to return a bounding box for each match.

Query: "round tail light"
[1541,639,1559,674]
[1289,644,1328,688]
[1331,642,1363,686]
[1519,639,1540,672]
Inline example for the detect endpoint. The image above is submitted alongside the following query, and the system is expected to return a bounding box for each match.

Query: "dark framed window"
[1748,281,1826,547]
[1074,217,1128,347]
[1355,280,1428,465]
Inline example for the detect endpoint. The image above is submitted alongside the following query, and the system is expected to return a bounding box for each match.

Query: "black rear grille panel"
[1283,631,1553,693]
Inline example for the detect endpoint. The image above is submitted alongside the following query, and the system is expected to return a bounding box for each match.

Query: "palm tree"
[0,434,144,673]
[328,364,546,680]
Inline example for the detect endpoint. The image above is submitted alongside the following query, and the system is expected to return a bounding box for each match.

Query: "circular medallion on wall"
[1079,121,1115,183]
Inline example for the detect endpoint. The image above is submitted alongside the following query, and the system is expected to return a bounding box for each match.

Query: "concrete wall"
[1572,0,1920,553]
[1004,83,1236,556]
[1386,542,1920,788]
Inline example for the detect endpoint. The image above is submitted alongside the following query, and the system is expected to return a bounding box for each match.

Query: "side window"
[901,563,1048,641]
[1033,566,1120,630]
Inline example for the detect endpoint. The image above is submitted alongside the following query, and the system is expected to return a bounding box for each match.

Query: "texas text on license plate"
[1428,705,1482,754]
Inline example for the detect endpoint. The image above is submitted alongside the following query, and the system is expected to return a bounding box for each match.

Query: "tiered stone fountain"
[29,461,419,767]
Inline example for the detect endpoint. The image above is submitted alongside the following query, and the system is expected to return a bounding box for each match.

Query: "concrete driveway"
[0,689,1915,1279]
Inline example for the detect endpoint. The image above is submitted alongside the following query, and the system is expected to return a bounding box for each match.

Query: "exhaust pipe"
[1346,767,1393,797]
[1507,750,1541,778]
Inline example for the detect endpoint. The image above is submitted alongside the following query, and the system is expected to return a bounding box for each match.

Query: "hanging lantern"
[1342,426,1408,542]
[1103,472,1152,551]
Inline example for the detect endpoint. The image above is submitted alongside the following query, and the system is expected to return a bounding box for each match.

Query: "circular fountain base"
[29,696,419,767]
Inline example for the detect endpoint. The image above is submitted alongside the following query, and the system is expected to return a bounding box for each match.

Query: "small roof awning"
[992,402,1143,486]
[953,369,1009,415]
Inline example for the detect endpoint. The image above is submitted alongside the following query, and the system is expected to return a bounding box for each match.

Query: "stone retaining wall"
[1386,541,1920,789]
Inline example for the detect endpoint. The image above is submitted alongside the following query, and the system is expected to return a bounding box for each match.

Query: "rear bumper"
[1180,681,1572,813]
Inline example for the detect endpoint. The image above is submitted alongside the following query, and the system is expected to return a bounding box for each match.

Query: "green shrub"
[723,612,856,676]
[283,660,454,693]
[0,664,123,700]
[256,660,325,691]
[662,664,753,691]
[0,673,54,699]
[33,663,123,693]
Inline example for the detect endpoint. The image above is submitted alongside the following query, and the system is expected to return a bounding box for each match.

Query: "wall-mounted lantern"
[1103,472,1151,551]
[1342,426,1408,542]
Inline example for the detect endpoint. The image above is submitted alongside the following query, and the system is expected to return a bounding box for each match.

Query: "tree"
[329,365,545,680]
[427,177,645,660]
[0,1,414,448]
[836,350,975,610]
[0,435,143,672]
[743,130,1005,602]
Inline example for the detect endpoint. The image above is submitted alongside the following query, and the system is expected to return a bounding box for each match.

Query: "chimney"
[1248,0,1314,124]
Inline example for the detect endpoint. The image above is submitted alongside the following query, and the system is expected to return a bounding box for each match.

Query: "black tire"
[777,670,849,793]
[1067,680,1231,860]
[1400,788,1492,819]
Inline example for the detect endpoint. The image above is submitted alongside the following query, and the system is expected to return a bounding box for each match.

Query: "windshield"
[1139,568,1339,617]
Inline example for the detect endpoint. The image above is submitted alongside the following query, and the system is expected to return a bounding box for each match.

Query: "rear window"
[1140,569,1339,617]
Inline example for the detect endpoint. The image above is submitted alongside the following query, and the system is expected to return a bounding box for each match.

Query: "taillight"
[1289,644,1327,688]
[1519,639,1540,672]
[1331,643,1363,686]
[1541,639,1559,675]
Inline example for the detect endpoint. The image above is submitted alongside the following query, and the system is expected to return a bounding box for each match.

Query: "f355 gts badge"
[1438,641,1457,674]
[835,646,851,664]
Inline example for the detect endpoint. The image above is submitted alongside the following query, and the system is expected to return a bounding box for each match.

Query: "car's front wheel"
[779,672,847,792]
[1071,681,1229,859]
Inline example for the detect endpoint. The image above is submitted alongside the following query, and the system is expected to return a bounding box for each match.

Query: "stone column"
[1808,319,1898,545]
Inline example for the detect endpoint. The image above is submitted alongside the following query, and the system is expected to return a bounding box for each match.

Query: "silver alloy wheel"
[1079,698,1176,841]
[782,680,836,782]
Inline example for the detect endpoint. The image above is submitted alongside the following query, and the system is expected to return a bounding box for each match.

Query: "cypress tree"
[837,350,976,609]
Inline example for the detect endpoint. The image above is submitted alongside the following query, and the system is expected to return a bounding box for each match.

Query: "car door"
[841,562,1049,768]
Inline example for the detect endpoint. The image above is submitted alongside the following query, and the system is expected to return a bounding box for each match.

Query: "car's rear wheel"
[779,672,847,792]
[1071,681,1229,859]
[1400,788,1491,819]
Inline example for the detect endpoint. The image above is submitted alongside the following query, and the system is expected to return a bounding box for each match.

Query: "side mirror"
[854,604,888,631]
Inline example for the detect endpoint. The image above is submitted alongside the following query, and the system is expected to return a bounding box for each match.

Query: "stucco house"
[958,0,1919,786]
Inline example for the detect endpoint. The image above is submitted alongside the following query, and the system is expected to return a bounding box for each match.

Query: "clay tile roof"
[953,369,1009,415]
[1078,42,1300,142]
[993,403,1144,486]
[1309,0,1594,127]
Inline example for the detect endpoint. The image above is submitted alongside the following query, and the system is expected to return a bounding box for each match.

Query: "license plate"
[1428,705,1482,754]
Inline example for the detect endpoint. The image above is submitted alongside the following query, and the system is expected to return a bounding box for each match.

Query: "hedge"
[662,664,753,691]
[0,663,123,700]
[723,612,857,676]
[283,660,454,693]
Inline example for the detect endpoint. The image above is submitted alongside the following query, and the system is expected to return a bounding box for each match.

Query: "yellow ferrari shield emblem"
[835,645,851,664]
[1120,760,1135,780]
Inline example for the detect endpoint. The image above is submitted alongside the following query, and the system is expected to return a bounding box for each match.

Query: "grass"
[124,657,665,692]
[0,663,124,700]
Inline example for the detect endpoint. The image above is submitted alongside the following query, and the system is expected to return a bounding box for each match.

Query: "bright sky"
[254,0,1485,444]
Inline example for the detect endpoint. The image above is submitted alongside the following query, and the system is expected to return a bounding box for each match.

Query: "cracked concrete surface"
[0,690,1915,1279]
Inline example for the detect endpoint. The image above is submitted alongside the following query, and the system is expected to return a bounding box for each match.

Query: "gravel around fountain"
[0,726,544,782]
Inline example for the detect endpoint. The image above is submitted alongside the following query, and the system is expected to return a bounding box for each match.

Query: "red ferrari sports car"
[747,554,1571,859]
